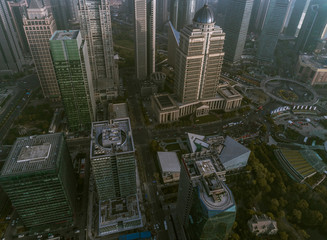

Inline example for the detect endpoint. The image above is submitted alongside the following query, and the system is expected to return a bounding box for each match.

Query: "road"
[123,70,169,239]
[0,75,39,144]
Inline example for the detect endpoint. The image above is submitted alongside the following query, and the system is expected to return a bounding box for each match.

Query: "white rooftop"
[157,152,181,173]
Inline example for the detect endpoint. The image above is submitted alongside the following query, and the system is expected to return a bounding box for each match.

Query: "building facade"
[295,54,327,85]
[256,0,289,62]
[0,133,76,231]
[175,4,225,104]
[284,0,311,37]
[134,0,156,79]
[0,0,25,73]
[296,0,327,53]
[176,151,236,239]
[50,30,96,132]
[177,0,197,31]
[23,0,60,100]
[90,119,142,236]
[79,0,119,100]
[223,0,254,64]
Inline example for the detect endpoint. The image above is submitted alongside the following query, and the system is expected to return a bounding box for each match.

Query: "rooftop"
[219,136,251,165]
[182,152,234,211]
[193,4,215,24]
[0,133,63,176]
[157,152,181,173]
[91,119,134,158]
[153,94,178,110]
[99,194,142,232]
[300,54,327,70]
[50,30,79,41]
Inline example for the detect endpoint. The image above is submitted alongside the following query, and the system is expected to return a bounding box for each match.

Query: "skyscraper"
[23,0,61,100]
[170,0,179,29]
[223,0,254,64]
[134,0,156,80]
[79,0,118,100]
[256,0,289,62]
[50,30,96,132]
[177,0,197,30]
[249,0,270,34]
[156,0,168,30]
[177,151,236,239]
[0,0,25,73]
[296,0,327,53]
[284,0,311,37]
[174,4,225,104]
[90,119,142,235]
[6,0,30,55]
[0,133,76,230]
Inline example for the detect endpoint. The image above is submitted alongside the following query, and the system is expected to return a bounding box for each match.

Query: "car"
[18,234,24,238]
[37,235,42,239]
[11,220,15,226]
[75,229,80,234]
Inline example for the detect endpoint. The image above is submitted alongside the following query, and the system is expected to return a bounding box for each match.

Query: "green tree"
[279,231,288,240]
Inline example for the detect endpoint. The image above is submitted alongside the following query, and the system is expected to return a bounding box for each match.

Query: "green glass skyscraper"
[0,133,76,231]
[50,30,96,132]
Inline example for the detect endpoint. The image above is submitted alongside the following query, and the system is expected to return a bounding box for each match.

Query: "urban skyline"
[0,0,327,240]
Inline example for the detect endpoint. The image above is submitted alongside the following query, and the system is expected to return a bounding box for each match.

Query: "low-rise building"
[295,54,327,85]
[151,84,242,124]
[187,133,250,171]
[248,214,278,236]
[157,152,180,183]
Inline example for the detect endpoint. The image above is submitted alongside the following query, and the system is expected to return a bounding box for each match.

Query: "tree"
[229,233,240,240]
[292,209,302,224]
[279,231,288,240]
[296,199,309,210]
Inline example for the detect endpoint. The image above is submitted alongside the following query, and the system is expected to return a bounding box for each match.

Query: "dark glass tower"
[285,0,310,37]
[0,133,76,231]
[296,0,327,53]
[256,0,289,62]
[223,0,254,64]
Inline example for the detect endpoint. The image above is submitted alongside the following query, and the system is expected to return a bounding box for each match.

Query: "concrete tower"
[23,0,60,100]
[174,4,225,104]
[79,0,119,100]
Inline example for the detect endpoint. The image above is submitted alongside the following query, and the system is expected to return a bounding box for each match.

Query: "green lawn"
[166,143,181,151]
[195,114,218,124]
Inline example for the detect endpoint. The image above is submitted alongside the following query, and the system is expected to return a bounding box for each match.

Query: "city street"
[0,75,39,144]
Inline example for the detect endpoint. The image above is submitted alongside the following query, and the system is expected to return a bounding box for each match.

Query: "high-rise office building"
[296,0,327,53]
[90,119,142,235]
[0,0,25,73]
[177,0,197,31]
[7,0,30,55]
[79,0,118,100]
[23,0,60,100]
[50,30,96,132]
[156,0,168,30]
[223,0,254,64]
[249,0,270,34]
[177,151,236,239]
[175,4,225,104]
[134,0,156,80]
[0,133,76,230]
[170,0,179,29]
[256,0,289,62]
[284,0,311,37]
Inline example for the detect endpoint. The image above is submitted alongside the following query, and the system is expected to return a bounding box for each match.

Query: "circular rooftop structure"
[193,4,215,24]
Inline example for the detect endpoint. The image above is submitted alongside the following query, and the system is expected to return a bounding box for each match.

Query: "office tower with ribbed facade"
[177,151,236,240]
[296,0,327,53]
[0,133,76,231]
[175,4,225,104]
[177,0,197,31]
[50,30,96,132]
[0,0,25,73]
[134,0,156,80]
[79,0,118,100]
[223,0,254,64]
[256,0,289,62]
[23,0,60,100]
[90,119,142,236]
